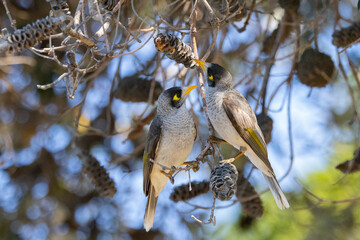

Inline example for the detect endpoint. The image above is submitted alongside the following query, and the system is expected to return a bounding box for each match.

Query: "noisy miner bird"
[194,60,289,209]
[143,86,197,231]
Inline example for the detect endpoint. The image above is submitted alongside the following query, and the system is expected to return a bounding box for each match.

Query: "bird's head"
[194,60,233,90]
[157,86,197,114]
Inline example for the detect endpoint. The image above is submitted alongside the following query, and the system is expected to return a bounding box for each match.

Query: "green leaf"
[358,0,360,11]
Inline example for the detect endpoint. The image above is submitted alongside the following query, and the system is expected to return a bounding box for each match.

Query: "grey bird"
[143,86,197,231]
[194,60,289,209]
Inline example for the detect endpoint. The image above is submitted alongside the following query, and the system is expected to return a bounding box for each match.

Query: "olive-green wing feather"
[222,91,273,172]
[143,115,162,196]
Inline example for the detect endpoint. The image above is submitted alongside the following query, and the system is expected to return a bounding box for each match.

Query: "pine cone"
[114,75,163,103]
[236,175,264,218]
[99,0,120,11]
[83,155,117,197]
[332,22,360,48]
[154,33,197,68]
[256,113,273,144]
[279,0,300,12]
[336,147,360,174]
[215,0,247,21]
[239,215,256,229]
[170,181,210,202]
[49,0,71,16]
[296,48,335,88]
[75,135,105,150]
[210,163,238,201]
[4,16,60,54]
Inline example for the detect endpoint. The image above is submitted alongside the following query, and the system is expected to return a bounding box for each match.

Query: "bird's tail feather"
[263,174,290,209]
[144,185,158,232]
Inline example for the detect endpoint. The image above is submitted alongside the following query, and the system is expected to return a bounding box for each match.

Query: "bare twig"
[1,0,15,29]
[199,0,219,27]
[37,72,69,90]
[260,11,287,114]
[337,51,360,123]
[191,197,216,225]
[299,180,360,205]
[190,2,215,137]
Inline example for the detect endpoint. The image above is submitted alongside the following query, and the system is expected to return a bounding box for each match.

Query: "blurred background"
[0,0,360,239]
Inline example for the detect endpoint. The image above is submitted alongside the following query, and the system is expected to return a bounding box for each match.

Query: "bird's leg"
[160,166,177,184]
[181,144,213,172]
[220,147,247,164]
[181,160,200,172]
[208,135,232,146]
[149,159,176,184]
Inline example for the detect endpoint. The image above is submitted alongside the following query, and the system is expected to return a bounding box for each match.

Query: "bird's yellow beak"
[184,86,197,95]
[194,59,205,71]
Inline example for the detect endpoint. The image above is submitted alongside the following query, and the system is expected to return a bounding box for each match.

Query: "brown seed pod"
[296,48,335,88]
[332,22,360,48]
[236,174,264,218]
[154,33,197,68]
[82,155,117,197]
[99,0,120,11]
[336,147,360,174]
[75,135,105,151]
[213,0,247,21]
[4,16,60,54]
[114,75,163,103]
[210,163,238,201]
[49,0,71,16]
[262,11,296,54]
[239,215,256,229]
[170,181,210,202]
[256,113,273,144]
[279,0,300,13]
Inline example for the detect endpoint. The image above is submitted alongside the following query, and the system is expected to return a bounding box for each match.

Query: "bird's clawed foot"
[149,159,177,184]
[160,166,177,184]
[208,136,231,146]
[219,157,236,164]
[219,147,247,164]
[181,160,200,172]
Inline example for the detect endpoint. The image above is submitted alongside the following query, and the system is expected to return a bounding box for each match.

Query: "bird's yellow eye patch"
[173,94,180,101]
[209,75,214,81]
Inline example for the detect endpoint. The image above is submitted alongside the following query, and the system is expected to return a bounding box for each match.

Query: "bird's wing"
[194,121,198,141]
[143,115,162,196]
[222,91,273,172]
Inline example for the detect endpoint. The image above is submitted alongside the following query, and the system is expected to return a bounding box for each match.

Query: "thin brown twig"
[299,180,360,205]
[338,37,360,54]
[190,3,215,137]
[260,10,288,115]
[231,0,256,32]
[345,51,360,91]
[191,197,216,226]
[1,0,16,30]
[337,51,360,123]
[201,26,220,61]
[278,25,300,181]
[37,72,69,90]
